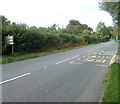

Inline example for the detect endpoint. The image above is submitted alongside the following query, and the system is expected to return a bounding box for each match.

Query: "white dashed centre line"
[55,55,79,64]
[0,73,31,85]
[77,58,80,60]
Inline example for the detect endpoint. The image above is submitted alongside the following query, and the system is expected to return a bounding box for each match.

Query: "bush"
[2,15,110,55]
[102,35,110,42]
[82,34,91,44]
[46,33,60,47]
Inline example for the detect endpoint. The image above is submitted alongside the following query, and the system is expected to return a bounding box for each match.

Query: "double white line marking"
[0,73,31,85]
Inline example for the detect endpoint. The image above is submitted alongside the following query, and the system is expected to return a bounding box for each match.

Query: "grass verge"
[1,43,97,64]
[102,63,119,102]
[115,40,120,43]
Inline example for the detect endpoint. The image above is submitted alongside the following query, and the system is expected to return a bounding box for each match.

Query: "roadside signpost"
[6,35,14,54]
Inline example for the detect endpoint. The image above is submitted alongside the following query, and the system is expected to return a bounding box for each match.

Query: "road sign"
[6,35,14,54]
[7,35,14,45]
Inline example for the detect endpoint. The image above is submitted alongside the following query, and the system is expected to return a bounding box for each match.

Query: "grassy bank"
[102,63,119,102]
[115,40,120,43]
[1,43,97,64]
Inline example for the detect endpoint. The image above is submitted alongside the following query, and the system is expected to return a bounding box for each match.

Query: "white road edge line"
[0,73,31,85]
[56,55,79,64]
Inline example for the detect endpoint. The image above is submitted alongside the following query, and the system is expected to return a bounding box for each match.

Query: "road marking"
[98,56,101,58]
[102,56,104,58]
[0,73,31,85]
[90,59,95,62]
[102,60,106,63]
[83,59,93,62]
[44,67,47,68]
[56,55,79,64]
[96,64,108,67]
[77,58,80,60]
[92,56,97,58]
[106,56,110,59]
[95,60,101,62]
[109,53,117,65]
[96,60,101,62]
[72,62,82,64]
[95,59,106,63]
[70,61,74,63]
[70,62,82,64]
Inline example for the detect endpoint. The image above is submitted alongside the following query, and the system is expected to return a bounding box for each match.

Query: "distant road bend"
[2,41,118,102]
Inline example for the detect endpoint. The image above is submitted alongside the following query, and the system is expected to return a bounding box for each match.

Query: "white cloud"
[0,0,113,31]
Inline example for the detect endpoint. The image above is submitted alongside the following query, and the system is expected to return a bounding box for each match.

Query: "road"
[2,41,118,102]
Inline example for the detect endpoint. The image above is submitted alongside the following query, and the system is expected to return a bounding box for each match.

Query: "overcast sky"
[1,0,113,31]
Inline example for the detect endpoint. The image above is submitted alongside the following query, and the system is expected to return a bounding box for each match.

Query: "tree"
[81,24,88,29]
[99,2,120,25]
[96,22,112,40]
[96,22,106,32]
[99,1,120,39]
[82,30,91,34]
[0,15,10,25]
[51,24,57,29]
[96,22,107,36]
[105,26,113,38]
[66,20,81,35]
[67,20,81,26]
[87,27,93,32]
[112,25,119,39]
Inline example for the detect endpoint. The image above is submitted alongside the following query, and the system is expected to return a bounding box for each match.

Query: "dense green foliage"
[99,1,120,40]
[1,15,112,55]
[96,21,113,39]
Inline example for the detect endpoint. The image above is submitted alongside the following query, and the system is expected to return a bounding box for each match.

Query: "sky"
[0,0,113,31]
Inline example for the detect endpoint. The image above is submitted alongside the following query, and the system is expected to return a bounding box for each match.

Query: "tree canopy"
[99,1,120,25]
[99,1,120,39]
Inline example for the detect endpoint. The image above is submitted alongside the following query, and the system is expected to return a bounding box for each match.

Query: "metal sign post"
[12,45,14,54]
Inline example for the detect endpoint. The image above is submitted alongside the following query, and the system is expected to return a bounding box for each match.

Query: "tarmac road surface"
[2,41,118,102]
